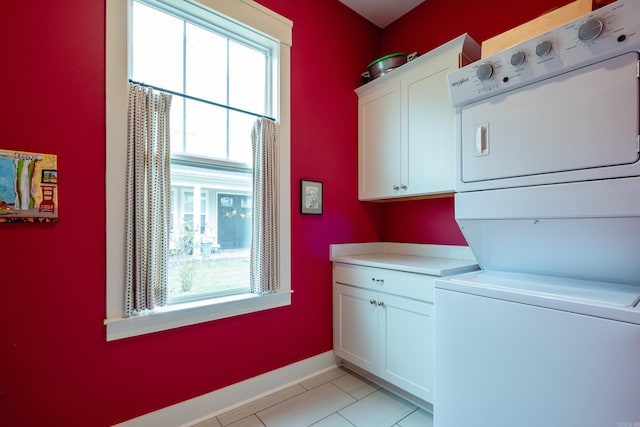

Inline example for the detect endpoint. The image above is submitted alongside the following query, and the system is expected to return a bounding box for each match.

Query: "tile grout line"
[198,366,426,427]
[216,367,351,427]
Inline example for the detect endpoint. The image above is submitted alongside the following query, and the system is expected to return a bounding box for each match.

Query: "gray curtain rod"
[128,79,275,122]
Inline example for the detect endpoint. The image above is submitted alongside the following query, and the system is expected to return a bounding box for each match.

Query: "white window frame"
[105,0,292,341]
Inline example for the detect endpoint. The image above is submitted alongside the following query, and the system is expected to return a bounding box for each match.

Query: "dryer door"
[458,52,640,191]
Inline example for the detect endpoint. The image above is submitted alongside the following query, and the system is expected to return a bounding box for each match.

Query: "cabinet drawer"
[333,263,434,302]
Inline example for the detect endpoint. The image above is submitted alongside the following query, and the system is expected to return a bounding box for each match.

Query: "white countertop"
[330,242,479,277]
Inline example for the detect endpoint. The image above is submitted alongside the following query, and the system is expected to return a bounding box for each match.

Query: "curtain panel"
[250,118,279,294]
[125,84,172,316]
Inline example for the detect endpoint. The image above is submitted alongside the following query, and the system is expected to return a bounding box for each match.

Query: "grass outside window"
[168,250,250,299]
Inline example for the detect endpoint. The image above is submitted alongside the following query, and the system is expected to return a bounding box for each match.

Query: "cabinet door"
[333,283,378,372]
[404,59,456,195]
[378,293,434,403]
[358,80,402,200]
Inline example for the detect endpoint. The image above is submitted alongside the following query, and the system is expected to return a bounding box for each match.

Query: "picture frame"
[41,169,58,184]
[300,179,323,215]
[0,148,58,223]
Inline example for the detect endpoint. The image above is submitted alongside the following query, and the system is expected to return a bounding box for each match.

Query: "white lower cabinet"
[333,263,434,404]
[379,292,433,402]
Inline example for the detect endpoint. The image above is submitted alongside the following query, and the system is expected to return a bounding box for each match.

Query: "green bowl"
[367,53,407,79]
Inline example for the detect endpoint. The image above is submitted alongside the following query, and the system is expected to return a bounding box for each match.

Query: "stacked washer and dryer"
[435,1,640,425]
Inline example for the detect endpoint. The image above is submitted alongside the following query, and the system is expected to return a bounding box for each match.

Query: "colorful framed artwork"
[0,149,58,223]
[300,179,323,215]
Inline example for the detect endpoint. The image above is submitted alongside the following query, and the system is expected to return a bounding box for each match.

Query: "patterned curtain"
[250,118,279,294]
[124,84,172,316]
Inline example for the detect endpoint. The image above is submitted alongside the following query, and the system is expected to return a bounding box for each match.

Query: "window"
[105,0,292,341]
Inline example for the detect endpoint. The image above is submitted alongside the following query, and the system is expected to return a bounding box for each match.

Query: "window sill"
[104,290,292,341]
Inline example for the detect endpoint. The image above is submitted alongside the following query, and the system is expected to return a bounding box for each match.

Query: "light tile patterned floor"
[190,367,433,427]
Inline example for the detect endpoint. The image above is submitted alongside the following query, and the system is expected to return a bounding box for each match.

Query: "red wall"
[381,197,467,245]
[0,0,577,425]
[382,0,578,55]
[379,0,577,245]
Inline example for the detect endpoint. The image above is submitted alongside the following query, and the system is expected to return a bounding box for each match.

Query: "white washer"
[435,271,640,427]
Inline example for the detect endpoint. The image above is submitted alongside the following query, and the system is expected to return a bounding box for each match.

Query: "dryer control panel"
[448,0,640,107]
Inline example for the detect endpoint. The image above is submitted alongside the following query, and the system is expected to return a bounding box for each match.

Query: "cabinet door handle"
[369,299,377,305]
[377,301,385,307]
[393,185,400,191]
[400,184,407,190]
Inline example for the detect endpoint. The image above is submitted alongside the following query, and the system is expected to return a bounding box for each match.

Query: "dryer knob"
[476,63,494,81]
[535,41,552,57]
[510,51,526,66]
[578,18,605,42]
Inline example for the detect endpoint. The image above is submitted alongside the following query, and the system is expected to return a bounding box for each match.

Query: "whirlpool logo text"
[450,77,469,88]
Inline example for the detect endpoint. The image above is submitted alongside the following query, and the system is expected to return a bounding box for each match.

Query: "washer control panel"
[448,0,640,107]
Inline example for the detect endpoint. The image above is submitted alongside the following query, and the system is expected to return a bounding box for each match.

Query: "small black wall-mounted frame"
[300,179,323,215]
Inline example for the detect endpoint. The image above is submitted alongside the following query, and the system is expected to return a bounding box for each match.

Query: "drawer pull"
[371,277,384,284]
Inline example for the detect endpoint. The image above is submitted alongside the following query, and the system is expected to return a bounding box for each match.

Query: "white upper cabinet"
[356,34,480,200]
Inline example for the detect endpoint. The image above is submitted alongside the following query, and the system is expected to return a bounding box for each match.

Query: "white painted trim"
[105,291,292,341]
[330,242,476,261]
[105,0,130,323]
[329,242,383,258]
[113,351,339,427]
[196,0,292,46]
[381,242,476,261]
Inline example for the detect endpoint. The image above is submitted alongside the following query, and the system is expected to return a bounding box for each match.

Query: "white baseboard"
[114,351,339,427]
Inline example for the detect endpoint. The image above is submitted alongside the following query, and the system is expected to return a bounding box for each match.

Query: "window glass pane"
[131,2,184,92]
[200,191,207,234]
[168,251,250,299]
[170,188,177,232]
[170,98,185,153]
[229,41,267,115]
[169,187,252,301]
[228,111,255,164]
[183,190,194,212]
[200,192,207,211]
[186,23,228,104]
[184,100,227,158]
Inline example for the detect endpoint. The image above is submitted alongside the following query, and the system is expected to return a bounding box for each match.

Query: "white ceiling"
[338,0,426,28]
